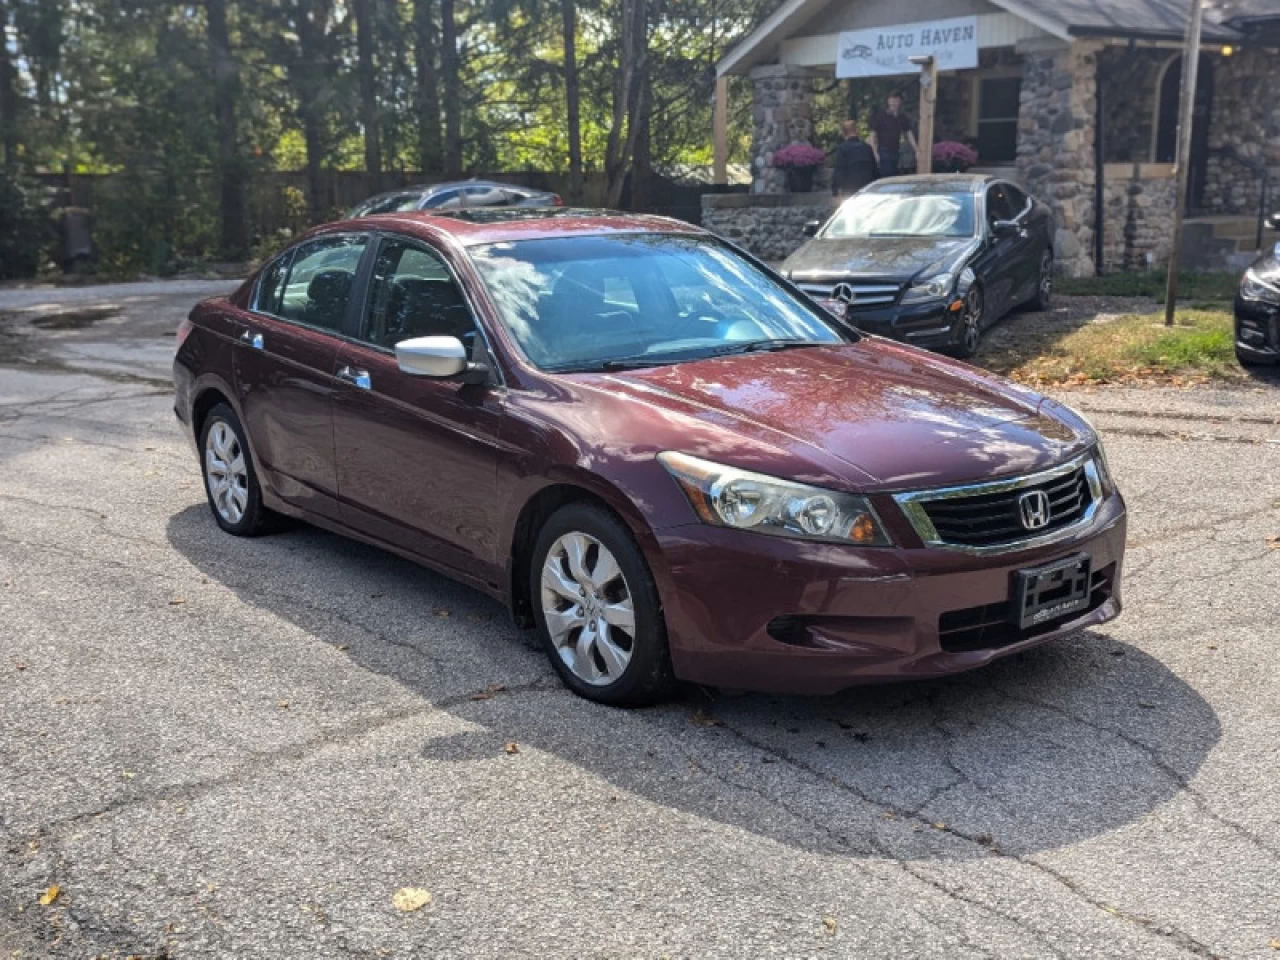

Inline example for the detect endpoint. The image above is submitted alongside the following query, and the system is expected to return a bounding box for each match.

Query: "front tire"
[530,503,674,706]
[950,286,984,359]
[1030,250,1053,311]
[199,403,273,537]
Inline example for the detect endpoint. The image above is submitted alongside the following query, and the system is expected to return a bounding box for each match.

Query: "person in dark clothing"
[832,119,878,197]
[869,92,918,178]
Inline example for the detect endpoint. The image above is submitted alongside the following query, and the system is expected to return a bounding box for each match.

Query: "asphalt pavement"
[1,281,1278,959]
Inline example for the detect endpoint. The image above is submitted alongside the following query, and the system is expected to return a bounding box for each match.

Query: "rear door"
[234,233,371,521]
[331,234,506,581]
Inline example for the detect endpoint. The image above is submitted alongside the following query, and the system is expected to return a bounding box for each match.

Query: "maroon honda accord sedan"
[173,208,1125,705]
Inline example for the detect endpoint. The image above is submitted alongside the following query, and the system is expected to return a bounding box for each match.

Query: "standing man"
[869,92,918,178]
[832,119,878,197]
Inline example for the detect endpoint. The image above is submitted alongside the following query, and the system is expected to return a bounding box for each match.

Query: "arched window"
[1153,53,1213,164]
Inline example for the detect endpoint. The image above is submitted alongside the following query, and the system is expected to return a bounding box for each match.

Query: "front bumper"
[654,494,1126,695]
[843,300,959,349]
[1234,294,1280,363]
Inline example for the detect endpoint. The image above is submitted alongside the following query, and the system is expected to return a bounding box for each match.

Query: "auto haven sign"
[836,16,979,78]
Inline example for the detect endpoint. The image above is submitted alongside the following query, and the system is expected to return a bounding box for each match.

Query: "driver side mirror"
[802,219,822,238]
[991,219,1020,237]
[395,335,490,384]
[1267,211,1280,231]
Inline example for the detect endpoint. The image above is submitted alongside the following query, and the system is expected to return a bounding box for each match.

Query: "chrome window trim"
[892,451,1103,556]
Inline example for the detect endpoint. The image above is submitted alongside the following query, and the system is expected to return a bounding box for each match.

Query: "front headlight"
[658,452,892,546]
[900,272,955,303]
[1241,267,1280,305]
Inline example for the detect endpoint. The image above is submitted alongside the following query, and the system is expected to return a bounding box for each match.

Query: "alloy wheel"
[204,420,249,525]
[962,288,983,354]
[539,531,636,686]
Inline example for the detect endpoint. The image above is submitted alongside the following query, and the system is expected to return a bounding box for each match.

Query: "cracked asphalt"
[1,281,1278,959]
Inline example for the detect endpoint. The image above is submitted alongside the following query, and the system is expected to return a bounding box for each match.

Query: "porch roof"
[717,0,1247,77]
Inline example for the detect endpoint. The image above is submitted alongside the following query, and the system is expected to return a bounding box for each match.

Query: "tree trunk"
[605,0,645,208]
[561,0,581,202]
[352,0,381,189]
[0,0,19,172]
[630,32,653,211]
[413,0,442,173]
[296,0,328,222]
[440,0,461,176]
[207,0,249,260]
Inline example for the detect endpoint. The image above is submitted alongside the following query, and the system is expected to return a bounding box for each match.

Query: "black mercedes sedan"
[781,175,1054,358]
[1234,213,1280,367]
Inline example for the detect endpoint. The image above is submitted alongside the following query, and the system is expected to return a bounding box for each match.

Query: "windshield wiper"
[703,338,820,358]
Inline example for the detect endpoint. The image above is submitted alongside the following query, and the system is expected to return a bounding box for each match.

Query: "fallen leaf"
[1137,701,1156,709]
[168,598,187,606]
[277,700,290,709]
[689,710,720,727]
[336,644,351,652]
[144,446,155,451]
[933,822,947,830]
[370,592,385,599]
[1268,938,1280,950]
[391,887,432,912]
[487,683,506,693]
[503,741,520,755]
[38,885,60,906]
[432,608,451,618]
[121,771,135,780]
[1267,536,1280,551]
[822,916,837,935]
[15,663,27,671]
[470,692,492,701]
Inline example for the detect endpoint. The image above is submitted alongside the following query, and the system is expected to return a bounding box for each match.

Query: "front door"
[234,233,370,520]
[978,182,1028,318]
[331,234,505,582]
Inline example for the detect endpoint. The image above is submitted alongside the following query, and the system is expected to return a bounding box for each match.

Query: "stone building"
[703,0,1280,274]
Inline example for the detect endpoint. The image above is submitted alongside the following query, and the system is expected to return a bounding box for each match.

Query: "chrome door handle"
[337,366,372,390]
[239,329,264,350]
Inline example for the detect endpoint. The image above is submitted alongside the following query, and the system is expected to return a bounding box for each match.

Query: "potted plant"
[933,141,979,173]
[771,142,826,193]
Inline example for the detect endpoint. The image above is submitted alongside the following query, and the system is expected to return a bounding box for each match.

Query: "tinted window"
[254,252,292,316]
[422,189,462,209]
[352,193,418,217]
[985,185,1014,223]
[822,187,975,238]
[470,234,847,372]
[463,185,512,207]
[1003,183,1029,214]
[279,235,368,332]
[363,239,476,350]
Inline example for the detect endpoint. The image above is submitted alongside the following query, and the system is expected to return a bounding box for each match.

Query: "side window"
[278,235,368,332]
[363,239,477,350]
[254,252,292,316]
[1003,183,1029,216]
[464,185,510,207]
[422,189,462,209]
[985,185,1013,224]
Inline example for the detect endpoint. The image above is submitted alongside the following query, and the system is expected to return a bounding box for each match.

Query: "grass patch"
[1056,271,1239,302]
[994,308,1239,385]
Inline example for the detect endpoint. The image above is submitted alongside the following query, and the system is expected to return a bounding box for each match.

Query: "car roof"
[866,173,1000,193]
[334,208,705,246]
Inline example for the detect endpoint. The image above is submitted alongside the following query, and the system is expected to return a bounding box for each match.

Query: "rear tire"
[530,503,675,706]
[198,403,274,537]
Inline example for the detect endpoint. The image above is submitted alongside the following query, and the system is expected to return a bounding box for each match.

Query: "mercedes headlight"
[658,452,892,546]
[1240,267,1280,305]
[900,272,955,303]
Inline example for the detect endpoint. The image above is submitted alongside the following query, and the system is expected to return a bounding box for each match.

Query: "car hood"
[1248,251,1280,280]
[571,340,1089,490]
[782,236,977,284]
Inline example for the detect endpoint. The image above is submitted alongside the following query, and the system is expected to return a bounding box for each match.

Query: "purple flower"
[933,141,979,168]
[771,142,826,169]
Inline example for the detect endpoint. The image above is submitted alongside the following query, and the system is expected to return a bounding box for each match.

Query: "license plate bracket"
[1013,553,1092,630]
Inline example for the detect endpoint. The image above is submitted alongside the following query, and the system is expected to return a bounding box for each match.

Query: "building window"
[976,77,1021,164]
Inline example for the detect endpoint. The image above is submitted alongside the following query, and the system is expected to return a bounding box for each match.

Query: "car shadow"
[166,503,1221,862]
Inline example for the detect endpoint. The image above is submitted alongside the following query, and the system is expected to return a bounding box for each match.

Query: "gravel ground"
[1,281,1278,959]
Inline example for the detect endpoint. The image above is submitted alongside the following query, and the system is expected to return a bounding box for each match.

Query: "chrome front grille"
[796,281,902,309]
[893,454,1103,554]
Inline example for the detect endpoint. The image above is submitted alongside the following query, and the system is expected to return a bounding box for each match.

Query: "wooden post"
[912,56,937,175]
[713,75,729,185]
[1164,0,1206,325]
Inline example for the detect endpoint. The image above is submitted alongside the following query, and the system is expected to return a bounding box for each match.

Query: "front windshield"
[822,187,975,239]
[469,234,850,372]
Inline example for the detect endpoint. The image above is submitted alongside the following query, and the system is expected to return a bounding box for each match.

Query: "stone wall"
[1016,39,1100,277]
[1203,46,1280,215]
[750,64,819,194]
[1101,168,1177,270]
[701,193,838,262]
